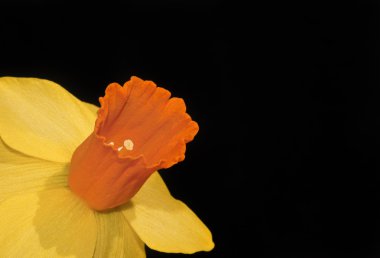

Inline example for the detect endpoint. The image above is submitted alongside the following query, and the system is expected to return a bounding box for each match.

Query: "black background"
[257,1,380,258]
[0,1,243,258]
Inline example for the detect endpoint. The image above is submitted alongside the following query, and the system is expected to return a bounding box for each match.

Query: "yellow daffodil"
[0,76,214,257]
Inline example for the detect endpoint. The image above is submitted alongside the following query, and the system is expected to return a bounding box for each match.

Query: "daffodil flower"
[0,76,214,257]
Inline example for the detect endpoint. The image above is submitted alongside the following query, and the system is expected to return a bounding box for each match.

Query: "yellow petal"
[0,188,97,257]
[0,138,68,203]
[84,101,99,115]
[121,172,214,254]
[0,77,96,162]
[94,210,146,258]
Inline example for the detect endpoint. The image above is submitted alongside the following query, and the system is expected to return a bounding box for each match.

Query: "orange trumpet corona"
[68,76,199,211]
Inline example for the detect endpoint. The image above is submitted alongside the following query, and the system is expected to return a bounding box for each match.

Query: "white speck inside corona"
[117,146,123,151]
[124,139,134,151]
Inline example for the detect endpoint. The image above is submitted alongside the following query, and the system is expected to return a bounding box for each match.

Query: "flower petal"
[121,172,214,254]
[0,77,96,162]
[84,101,99,115]
[94,210,146,258]
[0,188,97,257]
[0,138,68,203]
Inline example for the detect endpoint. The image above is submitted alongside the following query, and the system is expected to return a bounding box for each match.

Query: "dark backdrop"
[256,1,380,258]
[0,1,244,258]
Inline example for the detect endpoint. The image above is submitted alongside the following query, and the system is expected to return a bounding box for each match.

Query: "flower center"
[68,76,199,211]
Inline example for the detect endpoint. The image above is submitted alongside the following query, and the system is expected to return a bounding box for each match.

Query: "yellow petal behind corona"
[0,138,68,203]
[0,188,97,257]
[122,172,214,254]
[0,77,96,163]
[94,210,146,258]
